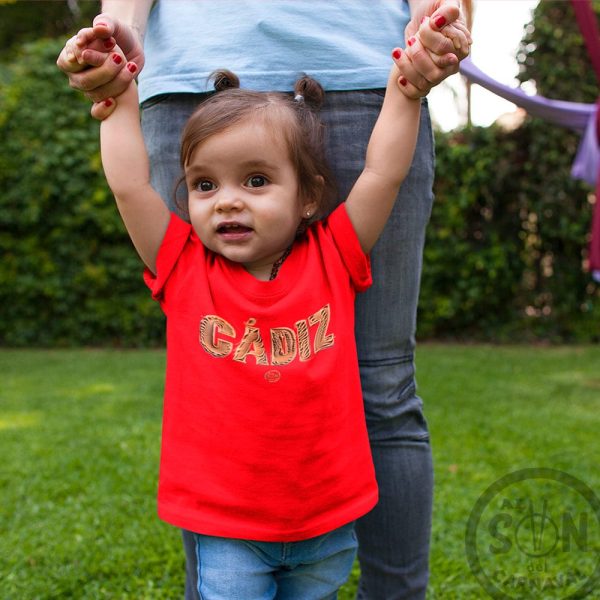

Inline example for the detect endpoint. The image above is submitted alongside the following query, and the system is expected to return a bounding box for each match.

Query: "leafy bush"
[0,39,164,346]
[0,17,597,346]
[418,0,599,341]
[419,122,598,341]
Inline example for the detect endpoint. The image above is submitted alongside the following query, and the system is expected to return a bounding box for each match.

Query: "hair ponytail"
[209,69,240,92]
[293,74,325,110]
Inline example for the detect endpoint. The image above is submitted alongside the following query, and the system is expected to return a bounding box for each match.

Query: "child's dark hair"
[175,70,337,222]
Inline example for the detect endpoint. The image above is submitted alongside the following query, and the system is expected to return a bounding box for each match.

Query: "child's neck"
[243,244,294,281]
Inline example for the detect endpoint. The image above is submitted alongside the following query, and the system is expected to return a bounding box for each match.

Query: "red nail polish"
[112,53,123,65]
[104,99,113,107]
[392,49,402,60]
[127,62,137,74]
[434,15,447,28]
[399,77,407,86]
[407,37,416,47]
[103,39,115,49]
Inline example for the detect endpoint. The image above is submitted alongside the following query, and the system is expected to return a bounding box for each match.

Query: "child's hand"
[417,16,472,63]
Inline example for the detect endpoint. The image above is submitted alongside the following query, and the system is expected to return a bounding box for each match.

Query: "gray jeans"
[141,90,435,600]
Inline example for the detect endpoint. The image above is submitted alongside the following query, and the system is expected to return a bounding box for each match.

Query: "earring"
[306,211,311,218]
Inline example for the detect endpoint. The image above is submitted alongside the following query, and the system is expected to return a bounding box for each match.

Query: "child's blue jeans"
[187,522,357,600]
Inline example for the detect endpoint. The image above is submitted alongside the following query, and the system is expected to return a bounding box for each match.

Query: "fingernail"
[399,77,407,87]
[104,99,113,107]
[453,37,462,50]
[112,53,123,65]
[407,37,416,47]
[95,22,108,28]
[103,39,115,49]
[392,49,402,60]
[434,15,447,28]
[127,62,137,74]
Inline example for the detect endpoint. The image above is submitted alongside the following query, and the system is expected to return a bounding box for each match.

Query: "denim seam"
[359,354,414,367]
[194,534,204,600]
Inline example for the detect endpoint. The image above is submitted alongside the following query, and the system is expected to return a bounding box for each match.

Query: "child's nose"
[214,187,243,212]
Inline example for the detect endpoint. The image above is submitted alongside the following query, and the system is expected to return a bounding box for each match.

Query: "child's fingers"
[449,20,473,45]
[441,22,471,59]
[417,17,469,61]
[90,98,117,121]
[80,47,115,68]
[57,36,86,73]
[411,19,461,72]
[78,36,116,55]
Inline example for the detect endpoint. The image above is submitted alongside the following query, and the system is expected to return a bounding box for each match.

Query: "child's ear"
[302,199,318,220]
[302,175,324,218]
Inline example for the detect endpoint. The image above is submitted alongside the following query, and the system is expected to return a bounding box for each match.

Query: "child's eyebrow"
[237,159,281,172]
[185,159,280,176]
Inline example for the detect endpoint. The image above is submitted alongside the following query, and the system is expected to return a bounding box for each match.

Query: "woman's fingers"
[90,98,117,121]
[392,45,434,99]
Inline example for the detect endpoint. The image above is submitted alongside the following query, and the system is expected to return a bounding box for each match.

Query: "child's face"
[185,118,314,280]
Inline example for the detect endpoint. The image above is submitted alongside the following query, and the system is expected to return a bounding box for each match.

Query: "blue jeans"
[189,522,357,600]
[141,90,434,600]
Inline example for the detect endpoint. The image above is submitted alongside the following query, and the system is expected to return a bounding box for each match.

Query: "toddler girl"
[91,45,420,600]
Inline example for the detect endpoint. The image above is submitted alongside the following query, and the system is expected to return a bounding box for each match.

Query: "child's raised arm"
[99,82,170,274]
[344,54,421,254]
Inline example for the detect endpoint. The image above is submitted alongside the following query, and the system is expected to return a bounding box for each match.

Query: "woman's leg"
[321,92,435,600]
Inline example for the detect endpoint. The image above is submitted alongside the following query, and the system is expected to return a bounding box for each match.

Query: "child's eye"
[246,175,268,188]
[196,180,215,192]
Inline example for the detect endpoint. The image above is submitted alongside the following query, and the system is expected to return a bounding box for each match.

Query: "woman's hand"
[395,0,472,99]
[56,14,144,109]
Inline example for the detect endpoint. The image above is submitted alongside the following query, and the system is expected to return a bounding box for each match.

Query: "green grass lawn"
[1,345,599,599]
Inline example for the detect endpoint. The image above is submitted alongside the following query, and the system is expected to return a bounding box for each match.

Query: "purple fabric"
[572,105,599,186]
[459,57,595,132]
[460,56,600,275]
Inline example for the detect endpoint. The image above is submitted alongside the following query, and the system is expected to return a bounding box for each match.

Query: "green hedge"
[0,39,164,346]
[419,123,598,342]
[0,38,597,345]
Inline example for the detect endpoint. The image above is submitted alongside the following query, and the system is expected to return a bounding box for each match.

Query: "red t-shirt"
[144,204,378,541]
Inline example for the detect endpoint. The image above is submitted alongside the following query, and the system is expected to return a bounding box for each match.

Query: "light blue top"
[138,0,410,103]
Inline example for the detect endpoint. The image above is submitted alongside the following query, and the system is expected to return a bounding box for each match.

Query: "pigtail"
[293,74,325,110]
[290,74,336,220]
[209,69,240,92]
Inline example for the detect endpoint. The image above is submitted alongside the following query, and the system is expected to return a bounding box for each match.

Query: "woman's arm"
[100,83,170,273]
[344,62,421,254]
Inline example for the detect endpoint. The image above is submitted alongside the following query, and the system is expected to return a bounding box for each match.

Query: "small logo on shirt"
[264,370,282,383]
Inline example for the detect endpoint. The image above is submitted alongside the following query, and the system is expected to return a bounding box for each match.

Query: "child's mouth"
[216,222,253,238]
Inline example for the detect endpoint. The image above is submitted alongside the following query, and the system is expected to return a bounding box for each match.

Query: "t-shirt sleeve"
[326,204,372,293]
[143,212,192,301]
